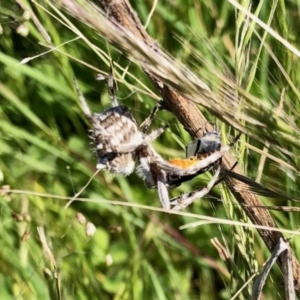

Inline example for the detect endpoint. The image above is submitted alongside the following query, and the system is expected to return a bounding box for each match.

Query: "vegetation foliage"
[1,0,300,299]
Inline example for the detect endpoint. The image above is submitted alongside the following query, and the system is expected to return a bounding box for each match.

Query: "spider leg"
[73,77,92,120]
[157,171,171,210]
[107,61,119,107]
[229,133,241,148]
[140,99,167,133]
[145,124,168,142]
[170,162,222,211]
[96,162,109,170]
[136,153,171,209]
[137,156,155,187]
[114,124,168,153]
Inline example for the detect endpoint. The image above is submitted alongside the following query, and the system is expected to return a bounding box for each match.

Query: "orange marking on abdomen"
[168,153,211,169]
[168,158,198,168]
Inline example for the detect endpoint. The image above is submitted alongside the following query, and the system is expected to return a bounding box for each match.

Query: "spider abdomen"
[91,106,143,175]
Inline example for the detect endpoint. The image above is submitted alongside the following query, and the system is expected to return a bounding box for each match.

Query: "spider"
[74,66,167,176]
[75,64,239,210]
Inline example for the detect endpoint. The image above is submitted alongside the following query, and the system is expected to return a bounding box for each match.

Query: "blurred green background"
[1,0,300,299]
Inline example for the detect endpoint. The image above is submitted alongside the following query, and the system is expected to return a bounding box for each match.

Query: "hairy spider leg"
[156,171,170,210]
[140,99,166,134]
[107,61,119,107]
[115,124,169,153]
[73,77,93,119]
[171,162,222,211]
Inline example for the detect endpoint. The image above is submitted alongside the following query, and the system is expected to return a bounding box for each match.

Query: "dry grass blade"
[222,168,300,202]
[252,238,295,300]
[37,226,61,300]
